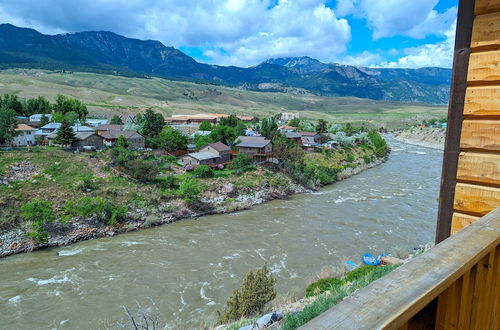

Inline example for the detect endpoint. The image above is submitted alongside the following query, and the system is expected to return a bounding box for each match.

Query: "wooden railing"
[300,208,500,329]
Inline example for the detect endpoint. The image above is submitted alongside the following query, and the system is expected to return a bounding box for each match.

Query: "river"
[0,137,443,329]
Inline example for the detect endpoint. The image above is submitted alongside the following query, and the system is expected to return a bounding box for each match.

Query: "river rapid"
[0,137,443,329]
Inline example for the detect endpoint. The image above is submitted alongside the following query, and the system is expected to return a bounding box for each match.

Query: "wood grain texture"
[471,12,500,51]
[464,86,500,116]
[452,212,480,234]
[475,0,500,15]
[454,182,500,215]
[468,51,500,83]
[460,119,500,151]
[457,151,500,186]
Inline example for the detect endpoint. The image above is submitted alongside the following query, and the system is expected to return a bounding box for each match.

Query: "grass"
[280,264,400,330]
[0,69,447,129]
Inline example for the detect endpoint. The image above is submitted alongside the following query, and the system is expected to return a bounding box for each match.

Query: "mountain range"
[0,23,452,104]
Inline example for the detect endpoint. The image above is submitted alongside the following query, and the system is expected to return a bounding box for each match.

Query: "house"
[40,122,62,134]
[178,151,221,167]
[200,142,231,163]
[120,114,136,125]
[285,132,302,145]
[72,132,104,150]
[280,112,299,122]
[100,130,145,149]
[299,132,320,145]
[278,125,298,133]
[29,114,52,122]
[235,136,272,162]
[12,124,36,146]
[95,124,123,135]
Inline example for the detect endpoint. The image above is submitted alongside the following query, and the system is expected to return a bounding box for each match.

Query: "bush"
[157,175,177,190]
[74,196,105,218]
[368,129,389,158]
[230,152,249,170]
[342,265,377,283]
[305,278,343,297]
[218,265,276,324]
[346,153,355,163]
[21,199,55,243]
[178,178,201,203]
[103,202,128,225]
[193,165,214,178]
[73,196,127,225]
[77,174,98,191]
[111,147,135,166]
[124,159,159,182]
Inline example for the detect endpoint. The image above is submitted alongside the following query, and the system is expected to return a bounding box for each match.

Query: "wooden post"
[436,0,476,244]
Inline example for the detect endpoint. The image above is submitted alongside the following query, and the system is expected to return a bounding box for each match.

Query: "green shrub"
[342,265,377,283]
[230,152,249,170]
[157,175,177,190]
[111,147,135,166]
[21,199,55,243]
[346,153,355,162]
[305,278,343,297]
[218,264,276,324]
[194,165,214,178]
[123,159,159,182]
[178,178,201,203]
[75,196,105,218]
[103,202,128,225]
[77,174,98,191]
[368,130,389,158]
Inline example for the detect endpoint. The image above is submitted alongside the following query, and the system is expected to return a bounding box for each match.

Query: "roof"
[191,130,212,137]
[15,124,36,131]
[97,124,123,131]
[41,122,62,130]
[300,131,319,136]
[74,132,101,141]
[182,151,220,161]
[235,136,271,148]
[285,132,302,138]
[204,142,230,152]
[72,125,95,132]
[100,130,143,139]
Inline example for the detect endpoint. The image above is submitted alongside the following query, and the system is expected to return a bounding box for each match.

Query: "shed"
[178,151,221,167]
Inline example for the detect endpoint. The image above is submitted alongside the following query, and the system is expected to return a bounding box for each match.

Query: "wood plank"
[492,246,500,328]
[454,183,500,215]
[460,120,500,151]
[464,86,500,116]
[471,12,500,51]
[468,51,500,83]
[458,269,474,330]
[475,0,500,15]
[457,151,500,186]
[451,212,480,234]
[481,249,497,329]
[298,208,500,330]
[471,254,491,329]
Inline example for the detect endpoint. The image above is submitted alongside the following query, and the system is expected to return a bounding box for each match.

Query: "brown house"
[285,132,302,145]
[235,136,272,162]
[299,132,320,145]
[72,132,104,150]
[178,151,221,167]
[100,130,145,149]
[200,142,231,163]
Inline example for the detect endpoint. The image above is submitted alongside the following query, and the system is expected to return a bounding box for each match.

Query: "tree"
[52,112,65,123]
[54,120,76,148]
[233,121,246,137]
[110,115,124,125]
[260,118,278,139]
[194,165,214,178]
[140,109,164,138]
[368,129,389,158]
[52,94,88,121]
[63,111,79,125]
[0,94,23,116]
[218,264,276,323]
[123,159,159,183]
[219,114,238,127]
[24,96,51,116]
[345,122,354,136]
[0,107,18,146]
[39,114,50,127]
[21,199,55,243]
[210,125,236,145]
[288,118,300,127]
[230,152,249,170]
[198,121,212,131]
[116,135,129,149]
[316,119,328,134]
[178,178,201,203]
[194,134,213,150]
[158,126,188,152]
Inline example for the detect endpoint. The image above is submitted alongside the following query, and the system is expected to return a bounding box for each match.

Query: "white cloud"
[0,0,351,67]
[341,51,382,67]
[374,20,456,68]
[335,0,456,40]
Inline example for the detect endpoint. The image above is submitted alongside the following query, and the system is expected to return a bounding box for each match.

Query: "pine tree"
[55,120,76,148]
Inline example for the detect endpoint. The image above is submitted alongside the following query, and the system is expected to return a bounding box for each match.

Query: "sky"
[0,0,458,68]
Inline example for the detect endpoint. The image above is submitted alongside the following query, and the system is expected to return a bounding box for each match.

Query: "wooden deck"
[300,208,500,329]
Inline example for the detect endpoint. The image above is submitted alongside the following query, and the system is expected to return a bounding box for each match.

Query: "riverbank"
[0,146,386,259]
[393,127,445,150]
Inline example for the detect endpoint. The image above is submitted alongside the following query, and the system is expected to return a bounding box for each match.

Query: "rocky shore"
[0,157,385,259]
[393,127,445,150]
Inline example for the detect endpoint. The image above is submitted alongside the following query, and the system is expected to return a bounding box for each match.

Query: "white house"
[13,124,36,146]
[29,114,52,122]
[280,112,299,122]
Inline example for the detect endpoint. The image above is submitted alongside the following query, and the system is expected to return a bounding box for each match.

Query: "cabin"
[284,132,302,145]
[299,131,320,145]
[200,142,231,163]
[178,151,221,167]
[100,130,145,149]
[235,136,272,162]
[95,124,123,135]
[12,124,36,147]
[72,132,104,151]
[301,0,500,328]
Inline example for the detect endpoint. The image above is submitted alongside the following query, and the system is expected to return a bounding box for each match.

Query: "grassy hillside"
[0,69,447,129]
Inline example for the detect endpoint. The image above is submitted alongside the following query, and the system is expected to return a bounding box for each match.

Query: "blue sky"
[0,0,458,68]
